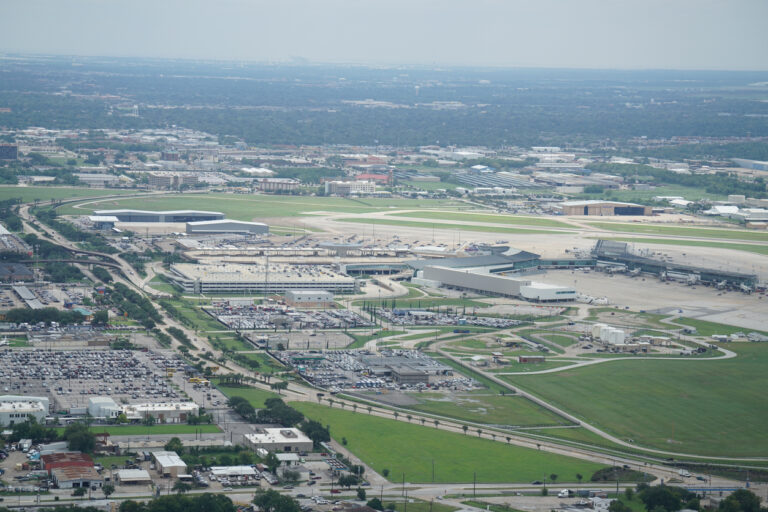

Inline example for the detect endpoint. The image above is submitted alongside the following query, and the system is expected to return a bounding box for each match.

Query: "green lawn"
[505,343,768,457]
[672,318,768,337]
[214,381,280,407]
[58,193,463,220]
[400,393,569,427]
[337,217,567,235]
[593,237,768,256]
[233,351,284,370]
[81,424,221,436]
[291,402,603,483]
[390,211,572,228]
[0,186,135,204]
[587,222,768,242]
[162,300,226,332]
[390,500,459,512]
[93,455,133,468]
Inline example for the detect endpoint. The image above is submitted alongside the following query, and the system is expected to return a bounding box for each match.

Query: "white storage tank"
[591,323,606,338]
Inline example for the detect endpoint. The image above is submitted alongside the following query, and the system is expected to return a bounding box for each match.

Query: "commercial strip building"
[115,469,153,485]
[244,428,313,453]
[122,402,199,424]
[170,263,358,295]
[93,209,224,223]
[186,219,269,235]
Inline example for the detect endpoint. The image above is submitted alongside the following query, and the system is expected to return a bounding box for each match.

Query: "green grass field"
[390,500,458,512]
[81,424,221,436]
[672,318,768,337]
[214,381,280,407]
[337,217,567,235]
[399,393,569,427]
[0,186,135,204]
[58,193,463,220]
[587,222,768,242]
[505,343,768,456]
[291,402,603,483]
[390,211,572,228]
[594,237,768,256]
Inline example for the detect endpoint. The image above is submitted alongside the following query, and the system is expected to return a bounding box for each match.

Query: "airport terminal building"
[93,209,225,223]
[186,219,269,235]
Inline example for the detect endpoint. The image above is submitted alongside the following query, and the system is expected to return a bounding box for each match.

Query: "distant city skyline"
[1,0,767,71]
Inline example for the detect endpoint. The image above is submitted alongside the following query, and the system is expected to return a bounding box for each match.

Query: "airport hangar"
[93,209,225,223]
[559,200,652,216]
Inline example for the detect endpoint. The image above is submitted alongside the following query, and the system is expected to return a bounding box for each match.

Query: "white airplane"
[0,337,9,347]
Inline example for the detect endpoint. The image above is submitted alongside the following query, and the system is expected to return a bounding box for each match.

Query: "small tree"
[357,487,367,501]
[576,473,583,484]
[382,468,390,478]
[367,498,384,511]
[462,425,468,435]
[72,487,87,497]
[173,481,192,494]
[549,474,558,485]
[102,484,115,498]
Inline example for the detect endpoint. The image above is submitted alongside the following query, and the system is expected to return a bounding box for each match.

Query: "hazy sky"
[1,0,767,70]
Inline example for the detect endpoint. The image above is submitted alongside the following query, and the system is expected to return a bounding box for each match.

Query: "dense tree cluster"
[118,493,236,512]
[2,307,87,325]
[256,398,304,427]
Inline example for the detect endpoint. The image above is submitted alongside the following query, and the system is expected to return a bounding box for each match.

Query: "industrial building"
[284,290,334,307]
[51,466,103,489]
[416,265,577,302]
[42,453,95,474]
[591,324,627,345]
[152,451,188,478]
[244,428,314,453]
[122,402,199,424]
[170,263,358,295]
[115,469,152,485]
[0,399,47,425]
[559,200,652,216]
[186,219,269,235]
[93,209,224,223]
[87,397,121,420]
[89,215,119,230]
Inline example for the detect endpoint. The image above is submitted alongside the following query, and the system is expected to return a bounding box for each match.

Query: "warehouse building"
[245,428,313,453]
[0,399,47,425]
[93,209,224,223]
[418,265,577,302]
[87,397,121,420]
[123,402,199,424]
[186,219,269,235]
[284,290,334,307]
[152,451,187,478]
[559,200,652,216]
[51,466,103,489]
[0,263,34,282]
[42,453,95,474]
[115,469,152,485]
[170,263,357,295]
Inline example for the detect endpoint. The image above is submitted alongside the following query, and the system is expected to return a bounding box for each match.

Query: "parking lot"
[274,349,479,392]
[376,308,523,328]
[211,304,373,330]
[0,349,193,413]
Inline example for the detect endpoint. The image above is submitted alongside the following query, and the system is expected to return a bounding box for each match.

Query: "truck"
[558,489,574,498]
[678,469,691,478]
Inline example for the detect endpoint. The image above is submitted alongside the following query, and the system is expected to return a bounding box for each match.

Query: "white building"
[87,397,121,420]
[186,219,269,235]
[324,180,376,196]
[210,466,258,479]
[123,402,199,424]
[591,323,627,345]
[0,400,47,426]
[152,451,188,478]
[284,290,334,307]
[244,428,313,453]
[0,395,49,411]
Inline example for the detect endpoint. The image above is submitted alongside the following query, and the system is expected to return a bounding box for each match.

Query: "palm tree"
[491,433,496,442]
[549,474,558,485]
[329,399,335,408]
[352,404,358,413]
[406,414,412,423]
[576,474,583,485]
[434,419,439,429]
[393,411,399,421]
[367,406,372,415]
[506,436,511,444]
[462,425,469,435]
[476,428,483,437]
[420,418,426,426]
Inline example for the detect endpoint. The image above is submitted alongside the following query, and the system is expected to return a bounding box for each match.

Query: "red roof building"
[41,452,94,474]
[355,173,390,184]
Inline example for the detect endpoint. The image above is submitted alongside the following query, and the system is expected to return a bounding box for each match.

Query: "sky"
[1,0,767,70]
